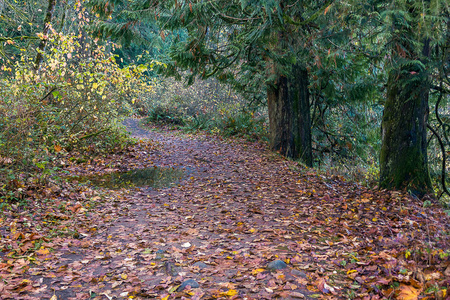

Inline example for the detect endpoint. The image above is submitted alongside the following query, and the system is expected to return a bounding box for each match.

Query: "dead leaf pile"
[0,118,448,299]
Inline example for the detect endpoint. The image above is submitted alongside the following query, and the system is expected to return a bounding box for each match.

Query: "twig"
[427,124,450,199]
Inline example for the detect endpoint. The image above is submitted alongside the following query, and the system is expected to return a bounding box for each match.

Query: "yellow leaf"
[252,268,265,275]
[121,273,128,280]
[396,284,419,300]
[161,295,169,300]
[37,248,49,255]
[220,289,238,297]
[50,295,57,300]
[92,82,98,89]
[248,228,256,233]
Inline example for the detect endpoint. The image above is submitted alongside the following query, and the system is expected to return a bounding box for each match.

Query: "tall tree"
[88,0,326,166]
[337,0,448,196]
[379,1,449,196]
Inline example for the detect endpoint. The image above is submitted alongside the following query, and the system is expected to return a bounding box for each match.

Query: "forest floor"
[0,118,449,300]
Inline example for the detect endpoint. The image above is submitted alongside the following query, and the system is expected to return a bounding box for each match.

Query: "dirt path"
[2,119,449,299]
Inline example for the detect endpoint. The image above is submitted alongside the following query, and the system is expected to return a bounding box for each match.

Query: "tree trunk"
[267,64,312,166]
[290,64,312,166]
[380,69,432,197]
[379,5,433,198]
[35,0,57,70]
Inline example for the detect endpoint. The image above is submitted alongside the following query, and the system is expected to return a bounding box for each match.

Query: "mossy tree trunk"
[380,68,432,197]
[267,63,312,166]
[379,6,433,197]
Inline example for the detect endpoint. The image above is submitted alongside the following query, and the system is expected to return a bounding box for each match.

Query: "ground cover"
[0,118,448,300]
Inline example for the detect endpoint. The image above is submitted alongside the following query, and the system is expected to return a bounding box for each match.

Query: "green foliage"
[146,106,185,125]
[88,0,450,194]
[0,31,152,194]
[142,75,268,140]
[219,111,267,139]
[181,110,267,141]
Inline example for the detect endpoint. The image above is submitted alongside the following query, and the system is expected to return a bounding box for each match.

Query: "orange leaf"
[37,248,50,255]
[54,144,62,152]
[220,289,238,297]
[396,284,419,300]
[252,268,265,275]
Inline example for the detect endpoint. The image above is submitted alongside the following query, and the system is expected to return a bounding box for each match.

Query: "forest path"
[3,118,449,300]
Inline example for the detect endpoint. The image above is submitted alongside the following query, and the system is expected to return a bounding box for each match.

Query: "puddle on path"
[68,167,185,189]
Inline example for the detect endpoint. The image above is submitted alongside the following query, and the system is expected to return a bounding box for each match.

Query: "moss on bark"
[380,70,432,197]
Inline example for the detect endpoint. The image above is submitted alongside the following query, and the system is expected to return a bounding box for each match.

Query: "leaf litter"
[0,118,449,299]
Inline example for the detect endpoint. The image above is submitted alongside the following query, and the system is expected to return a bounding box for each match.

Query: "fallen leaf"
[396,284,419,300]
[220,289,238,297]
[252,268,265,275]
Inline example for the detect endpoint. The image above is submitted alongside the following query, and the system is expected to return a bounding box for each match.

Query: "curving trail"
[2,119,449,300]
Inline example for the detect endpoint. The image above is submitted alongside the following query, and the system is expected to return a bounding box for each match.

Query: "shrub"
[146,105,185,125]
[0,31,151,193]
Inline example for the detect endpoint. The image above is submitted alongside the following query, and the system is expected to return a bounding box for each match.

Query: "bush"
[140,75,269,140]
[146,105,185,125]
[0,31,152,193]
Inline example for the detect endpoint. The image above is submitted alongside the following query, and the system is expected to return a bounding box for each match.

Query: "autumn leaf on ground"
[396,284,419,300]
[2,118,449,300]
[36,248,50,255]
[219,289,238,297]
[252,268,265,275]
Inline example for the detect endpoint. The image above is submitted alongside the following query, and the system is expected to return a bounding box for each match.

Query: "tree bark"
[379,5,433,198]
[267,63,312,166]
[34,0,57,70]
[290,64,312,166]
[380,68,432,197]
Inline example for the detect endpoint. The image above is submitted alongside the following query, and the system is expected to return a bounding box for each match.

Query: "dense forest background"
[1,1,450,299]
[0,0,449,205]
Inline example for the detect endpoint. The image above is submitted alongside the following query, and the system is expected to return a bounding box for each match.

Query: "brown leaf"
[396,284,420,300]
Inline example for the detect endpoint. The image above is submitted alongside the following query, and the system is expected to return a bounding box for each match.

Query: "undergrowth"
[140,77,450,209]
[142,76,269,141]
[0,32,148,201]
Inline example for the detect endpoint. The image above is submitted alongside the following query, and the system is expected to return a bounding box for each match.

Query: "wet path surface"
[15,118,324,299]
[12,118,444,300]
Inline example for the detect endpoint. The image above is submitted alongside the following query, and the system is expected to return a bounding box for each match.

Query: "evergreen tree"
[87,0,339,166]
[378,1,448,196]
[334,0,448,196]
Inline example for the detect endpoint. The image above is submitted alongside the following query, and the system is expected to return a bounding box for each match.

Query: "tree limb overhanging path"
[1,119,449,299]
